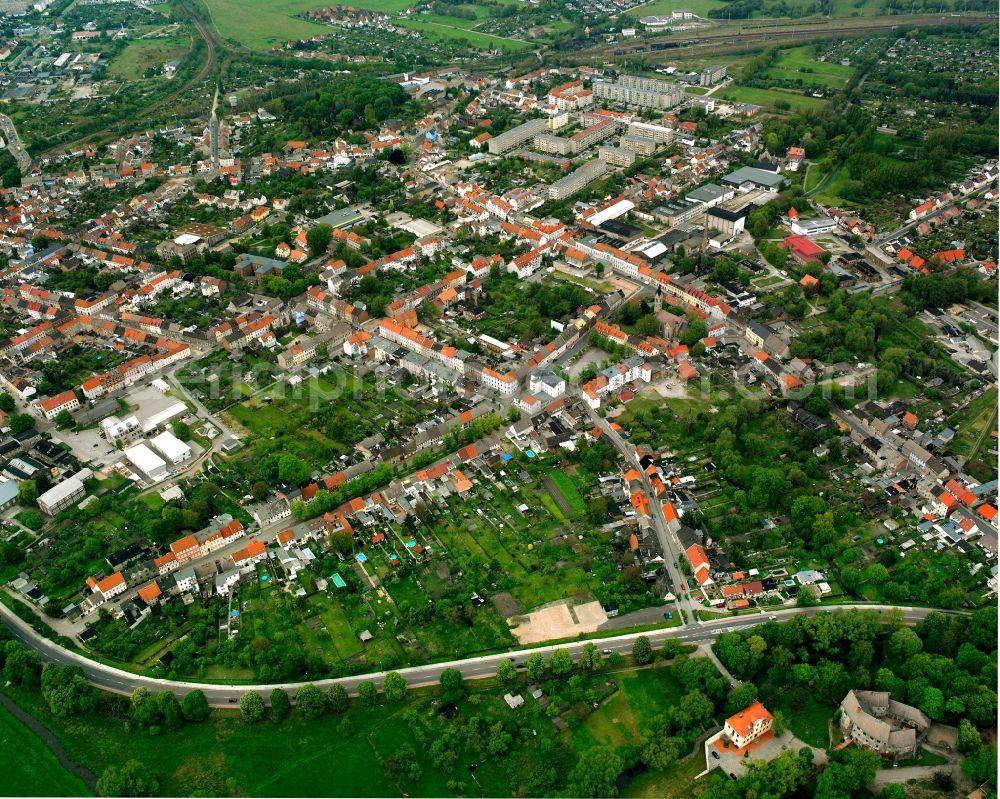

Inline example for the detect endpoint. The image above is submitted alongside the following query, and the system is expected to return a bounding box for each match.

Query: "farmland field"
[200,0,328,49]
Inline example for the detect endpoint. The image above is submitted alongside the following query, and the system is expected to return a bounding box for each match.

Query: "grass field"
[948,387,998,459]
[0,703,92,797]
[804,163,828,193]
[764,47,854,88]
[108,35,192,81]
[201,0,328,49]
[573,666,687,752]
[3,686,404,798]
[327,0,415,10]
[551,270,614,293]
[626,0,727,16]
[546,470,587,517]
[395,17,530,51]
[774,695,831,748]
[628,0,890,17]
[623,753,709,799]
[718,85,829,113]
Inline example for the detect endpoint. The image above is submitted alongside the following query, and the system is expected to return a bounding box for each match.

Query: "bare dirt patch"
[491,591,521,617]
[509,600,607,644]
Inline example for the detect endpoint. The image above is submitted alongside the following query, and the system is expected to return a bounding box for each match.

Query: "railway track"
[38,2,218,159]
[585,13,993,59]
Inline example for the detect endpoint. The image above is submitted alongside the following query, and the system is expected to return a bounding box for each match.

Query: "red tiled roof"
[726,701,773,739]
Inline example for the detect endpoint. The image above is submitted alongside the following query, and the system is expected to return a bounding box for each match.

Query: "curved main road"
[0,603,942,707]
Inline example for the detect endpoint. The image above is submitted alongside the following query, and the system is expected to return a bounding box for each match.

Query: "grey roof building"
[721,166,786,191]
[839,690,930,759]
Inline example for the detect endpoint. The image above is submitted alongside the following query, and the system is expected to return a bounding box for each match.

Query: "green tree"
[632,636,653,665]
[54,409,74,429]
[525,652,546,681]
[277,454,311,485]
[9,413,34,434]
[796,586,818,607]
[270,688,291,720]
[550,648,573,675]
[496,658,516,683]
[815,748,879,799]
[96,760,159,797]
[579,643,603,672]
[661,639,684,660]
[3,644,41,688]
[486,720,512,756]
[327,684,349,714]
[240,691,266,723]
[440,668,464,701]
[357,680,377,707]
[678,690,715,729]
[251,480,269,501]
[725,682,759,715]
[714,633,751,676]
[566,748,623,798]
[886,627,922,663]
[180,689,209,722]
[641,734,686,770]
[814,659,851,705]
[307,224,333,256]
[0,392,14,413]
[17,480,37,508]
[40,665,95,717]
[919,686,945,721]
[382,671,407,702]
[957,719,982,755]
[295,684,327,719]
[962,743,997,785]
[172,421,192,442]
[154,691,183,729]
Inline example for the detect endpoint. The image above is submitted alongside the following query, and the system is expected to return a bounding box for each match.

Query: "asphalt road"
[0,602,940,706]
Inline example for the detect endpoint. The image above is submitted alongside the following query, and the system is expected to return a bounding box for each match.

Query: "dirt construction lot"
[509,600,608,644]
